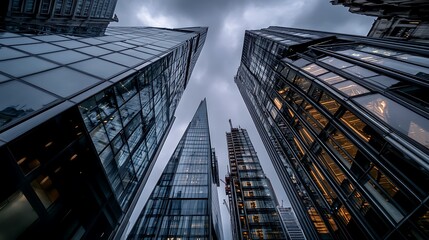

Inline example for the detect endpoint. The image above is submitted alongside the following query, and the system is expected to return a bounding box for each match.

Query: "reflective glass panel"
[332,80,370,97]
[318,72,346,85]
[343,66,378,78]
[0,191,38,240]
[40,50,91,64]
[70,58,127,79]
[302,63,329,76]
[14,43,64,54]
[0,57,57,77]
[23,67,100,97]
[354,94,429,148]
[320,56,353,69]
[0,47,27,60]
[0,81,57,128]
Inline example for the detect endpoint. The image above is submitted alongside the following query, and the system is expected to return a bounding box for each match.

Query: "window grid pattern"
[226,127,287,240]
[127,100,222,239]
[236,26,429,240]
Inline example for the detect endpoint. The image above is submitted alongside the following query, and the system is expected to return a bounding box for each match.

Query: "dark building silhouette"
[127,99,223,240]
[331,0,429,42]
[0,26,207,239]
[225,123,287,240]
[236,26,429,239]
[0,0,118,36]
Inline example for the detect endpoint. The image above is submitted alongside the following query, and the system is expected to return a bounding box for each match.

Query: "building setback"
[277,207,306,240]
[0,0,119,36]
[331,0,429,43]
[225,123,287,240]
[127,99,223,240]
[0,26,207,239]
[235,26,429,239]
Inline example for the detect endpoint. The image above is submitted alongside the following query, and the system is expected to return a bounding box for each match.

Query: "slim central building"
[225,124,287,240]
[127,99,223,240]
[0,26,207,239]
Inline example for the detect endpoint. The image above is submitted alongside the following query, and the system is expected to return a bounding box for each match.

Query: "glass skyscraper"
[225,124,287,240]
[277,207,306,240]
[127,99,223,240]
[1,0,119,36]
[236,26,429,239]
[0,26,207,239]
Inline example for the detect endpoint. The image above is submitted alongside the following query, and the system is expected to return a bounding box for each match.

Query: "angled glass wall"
[236,26,429,239]
[127,99,222,240]
[0,26,207,239]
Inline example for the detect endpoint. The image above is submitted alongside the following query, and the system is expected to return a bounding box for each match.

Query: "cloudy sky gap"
[112,1,374,238]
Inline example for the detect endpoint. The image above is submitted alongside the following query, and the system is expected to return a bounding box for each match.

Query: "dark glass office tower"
[127,99,223,240]
[331,0,429,42]
[0,0,118,36]
[0,26,207,239]
[225,124,287,240]
[236,26,429,239]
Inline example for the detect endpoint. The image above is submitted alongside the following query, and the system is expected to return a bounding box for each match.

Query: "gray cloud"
[114,1,375,239]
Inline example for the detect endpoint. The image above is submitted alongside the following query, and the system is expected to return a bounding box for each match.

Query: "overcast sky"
[111,1,374,239]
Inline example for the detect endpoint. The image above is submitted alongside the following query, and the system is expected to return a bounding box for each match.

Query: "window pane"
[40,50,91,64]
[332,80,370,97]
[0,46,28,60]
[343,65,378,78]
[31,175,59,208]
[319,92,340,115]
[318,72,346,85]
[354,93,429,148]
[0,81,57,128]
[0,191,38,240]
[14,43,64,54]
[23,67,100,97]
[0,57,57,77]
[302,63,329,76]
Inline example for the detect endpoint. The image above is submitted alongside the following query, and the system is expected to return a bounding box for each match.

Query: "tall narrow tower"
[225,123,287,240]
[127,99,223,240]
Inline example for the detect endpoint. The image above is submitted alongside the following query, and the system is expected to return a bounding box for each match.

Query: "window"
[354,93,429,149]
[319,92,340,115]
[0,191,38,239]
[320,56,353,69]
[318,72,346,85]
[302,63,329,76]
[332,80,370,97]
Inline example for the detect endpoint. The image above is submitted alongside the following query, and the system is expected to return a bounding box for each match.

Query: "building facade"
[0,0,118,36]
[331,0,429,42]
[0,26,207,239]
[127,99,223,240]
[225,124,287,240]
[236,26,429,239]
[277,207,306,240]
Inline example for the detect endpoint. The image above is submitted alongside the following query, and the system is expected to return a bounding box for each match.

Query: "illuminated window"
[31,175,59,208]
[294,75,312,92]
[273,97,282,110]
[320,56,353,69]
[340,111,370,141]
[332,80,369,97]
[319,92,340,115]
[318,72,346,85]
[308,207,329,234]
[354,93,429,149]
[302,63,329,76]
